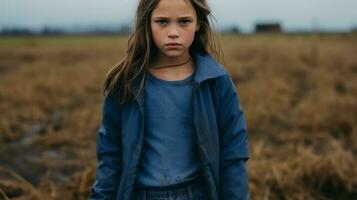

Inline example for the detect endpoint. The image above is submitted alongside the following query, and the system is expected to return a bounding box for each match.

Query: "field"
[0,33,356,200]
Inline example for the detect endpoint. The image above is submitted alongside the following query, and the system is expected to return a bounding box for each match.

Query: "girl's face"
[150,0,200,59]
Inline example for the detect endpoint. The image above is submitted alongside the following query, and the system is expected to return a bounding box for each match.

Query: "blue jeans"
[133,172,209,200]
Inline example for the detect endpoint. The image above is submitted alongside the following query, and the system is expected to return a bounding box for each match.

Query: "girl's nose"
[168,27,179,38]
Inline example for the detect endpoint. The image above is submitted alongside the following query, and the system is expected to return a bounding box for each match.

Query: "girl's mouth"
[165,43,181,49]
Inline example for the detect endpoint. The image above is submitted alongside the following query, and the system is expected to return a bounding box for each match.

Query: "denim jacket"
[89,51,250,200]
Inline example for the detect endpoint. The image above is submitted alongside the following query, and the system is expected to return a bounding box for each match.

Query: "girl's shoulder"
[208,70,239,103]
[102,90,124,112]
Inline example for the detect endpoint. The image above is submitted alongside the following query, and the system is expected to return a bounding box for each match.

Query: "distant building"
[230,26,241,34]
[255,23,282,33]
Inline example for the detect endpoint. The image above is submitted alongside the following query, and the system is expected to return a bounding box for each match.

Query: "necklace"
[151,57,192,70]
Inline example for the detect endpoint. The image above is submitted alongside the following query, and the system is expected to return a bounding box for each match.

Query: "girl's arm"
[216,73,250,200]
[89,92,122,200]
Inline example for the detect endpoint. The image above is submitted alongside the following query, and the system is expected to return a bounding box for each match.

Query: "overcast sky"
[1,0,356,33]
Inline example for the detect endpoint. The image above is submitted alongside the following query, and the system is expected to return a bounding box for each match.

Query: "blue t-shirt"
[135,70,202,187]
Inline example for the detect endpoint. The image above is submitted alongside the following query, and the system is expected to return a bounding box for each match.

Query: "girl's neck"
[148,52,195,80]
[150,51,192,69]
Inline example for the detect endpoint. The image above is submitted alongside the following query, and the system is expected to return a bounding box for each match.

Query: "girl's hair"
[103,0,224,105]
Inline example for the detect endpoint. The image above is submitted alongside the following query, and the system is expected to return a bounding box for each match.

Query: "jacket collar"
[133,51,226,105]
[192,51,226,84]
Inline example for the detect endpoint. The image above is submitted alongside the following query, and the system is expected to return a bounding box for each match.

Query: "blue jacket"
[89,51,250,200]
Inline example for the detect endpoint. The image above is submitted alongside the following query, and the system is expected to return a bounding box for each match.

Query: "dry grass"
[0,33,356,199]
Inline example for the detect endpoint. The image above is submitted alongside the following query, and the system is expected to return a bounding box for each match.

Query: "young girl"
[89,0,250,199]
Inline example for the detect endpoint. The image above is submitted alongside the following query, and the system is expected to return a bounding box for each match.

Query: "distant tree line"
[0,23,285,36]
[0,24,133,36]
[1,23,355,36]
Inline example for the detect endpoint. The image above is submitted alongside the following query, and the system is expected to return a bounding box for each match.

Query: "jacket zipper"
[126,96,145,200]
[192,83,213,200]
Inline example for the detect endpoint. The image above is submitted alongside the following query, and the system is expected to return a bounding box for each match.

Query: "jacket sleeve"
[216,73,250,200]
[89,92,122,200]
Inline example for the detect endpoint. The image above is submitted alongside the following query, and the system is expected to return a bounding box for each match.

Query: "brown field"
[0,33,356,200]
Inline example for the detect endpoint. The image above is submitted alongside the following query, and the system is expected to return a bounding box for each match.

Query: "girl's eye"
[155,19,192,26]
[156,20,168,25]
[180,20,192,25]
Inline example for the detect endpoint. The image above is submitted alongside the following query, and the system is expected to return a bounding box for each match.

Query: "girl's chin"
[161,48,189,55]
[160,51,185,57]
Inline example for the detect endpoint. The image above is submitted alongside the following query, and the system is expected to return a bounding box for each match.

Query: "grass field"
[0,33,356,200]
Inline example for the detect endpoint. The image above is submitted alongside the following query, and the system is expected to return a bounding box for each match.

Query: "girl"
[89,0,250,199]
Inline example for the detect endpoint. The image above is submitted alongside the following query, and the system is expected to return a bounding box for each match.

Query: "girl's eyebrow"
[154,16,194,20]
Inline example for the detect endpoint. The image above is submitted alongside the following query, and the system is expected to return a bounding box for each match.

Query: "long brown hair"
[103,0,225,105]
